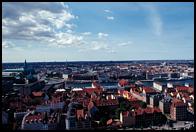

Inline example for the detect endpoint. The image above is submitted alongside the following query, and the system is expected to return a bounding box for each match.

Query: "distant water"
[67,79,194,88]
[67,82,118,88]
[141,78,194,87]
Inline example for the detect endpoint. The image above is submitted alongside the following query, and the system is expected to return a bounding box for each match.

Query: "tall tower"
[24,59,27,70]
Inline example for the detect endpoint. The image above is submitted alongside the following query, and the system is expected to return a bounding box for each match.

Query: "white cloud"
[107,50,117,53]
[151,11,162,36]
[19,14,37,24]
[89,41,116,53]
[139,3,162,36]
[81,32,92,36]
[98,32,109,38]
[91,41,109,50]
[118,41,132,46]
[60,2,69,9]
[148,6,162,36]
[66,29,73,33]
[2,41,15,49]
[104,10,112,13]
[49,32,84,48]
[2,3,82,48]
[37,10,75,29]
[107,16,114,20]
[65,23,76,29]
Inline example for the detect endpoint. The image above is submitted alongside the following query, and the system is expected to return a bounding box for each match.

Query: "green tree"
[29,98,42,105]
[114,108,121,119]
[139,101,147,108]
[99,117,107,126]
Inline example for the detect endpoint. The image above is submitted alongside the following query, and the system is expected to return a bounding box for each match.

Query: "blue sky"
[2,2,194,62]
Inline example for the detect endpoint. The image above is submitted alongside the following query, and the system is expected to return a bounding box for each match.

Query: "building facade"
[170,99,187,121]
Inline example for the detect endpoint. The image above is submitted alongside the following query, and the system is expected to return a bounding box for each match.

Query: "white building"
[63,74,69,80]
[153,82,166,91]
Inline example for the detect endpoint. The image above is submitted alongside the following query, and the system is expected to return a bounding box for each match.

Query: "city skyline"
[2,2,194,62]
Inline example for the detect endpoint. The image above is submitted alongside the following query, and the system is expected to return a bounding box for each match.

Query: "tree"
[99,117,107,126]
[120,102,127,110]
[139,101,147,108]
[114,108,121,119]
[120,100,131,110]
[29,98,42,105]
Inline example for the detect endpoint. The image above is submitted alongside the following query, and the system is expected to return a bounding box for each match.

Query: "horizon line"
[2,59,194,64]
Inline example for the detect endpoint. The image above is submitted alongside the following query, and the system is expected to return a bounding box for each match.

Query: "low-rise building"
[159,96,172,114]
[21,111,59,130]
[120,107,164,128]
[14,111,28,122]
[153,82,167,92]
[150,94,163,107]
[142,87,157,105]
[65,108,91,130]
[120,111,135,127]
[170,98,187,121]
[118,79,129,87]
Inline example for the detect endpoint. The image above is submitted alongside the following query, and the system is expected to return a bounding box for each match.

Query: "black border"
[1,1,195,132]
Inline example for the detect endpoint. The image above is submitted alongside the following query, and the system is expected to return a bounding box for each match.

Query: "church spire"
[24,59,27,70]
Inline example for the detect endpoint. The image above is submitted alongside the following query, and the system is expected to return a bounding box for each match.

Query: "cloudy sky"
[2,2,194,62]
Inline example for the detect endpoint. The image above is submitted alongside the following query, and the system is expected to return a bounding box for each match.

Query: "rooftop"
[32,92,44,97]
[172,98,187,107]
[142,87,157,93]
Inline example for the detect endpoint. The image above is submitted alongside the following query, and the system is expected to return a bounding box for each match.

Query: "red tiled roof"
[131,103,141,109]
[128,93,132,97]
[133,107,162,116]
[25,114,43,121]
[112,121,122,126]
[123,91,129,96]
[166,88,176,93]
[130,84,136,88]
[118,79,129,87]
[153,107,161,113]
[144,107,153,114]
[176,86,190,92]
[172,98,186,107]
[122,111,129,117]
[134,109,143,116]
[32,92,44,97]
[107,119,113,125]
[181,92,189,98]
[83,88,101,94]
[143,87,156,93]
[76,109,84,119]
[95,99,119,106]
[118,89,124,95]
[92,81,101,88]
[128,97,138,102]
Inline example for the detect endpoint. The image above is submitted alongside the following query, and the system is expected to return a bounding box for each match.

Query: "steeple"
[24,59,27,70]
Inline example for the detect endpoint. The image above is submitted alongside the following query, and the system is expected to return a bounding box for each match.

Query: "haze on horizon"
[2,2,194,63]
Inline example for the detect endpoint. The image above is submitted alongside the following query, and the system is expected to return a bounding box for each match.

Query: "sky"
[2,2,194,62]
